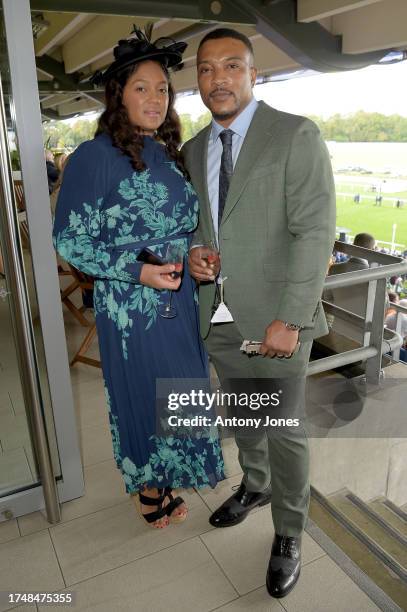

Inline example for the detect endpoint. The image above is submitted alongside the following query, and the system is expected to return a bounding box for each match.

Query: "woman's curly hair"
[96,61,189,178]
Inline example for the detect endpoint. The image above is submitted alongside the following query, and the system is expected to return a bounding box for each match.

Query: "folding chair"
[14,180,25,212]
[60,264,101,369]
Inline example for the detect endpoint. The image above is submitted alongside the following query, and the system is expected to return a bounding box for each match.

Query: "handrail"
[322,300,366,326]
[333,240,404,265]
[309,245,407,380]
[324,261,407,289]
[391,304,407,314]
[307,329,403,376]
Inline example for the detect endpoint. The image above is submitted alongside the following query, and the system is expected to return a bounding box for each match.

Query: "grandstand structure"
[1,1,407,609]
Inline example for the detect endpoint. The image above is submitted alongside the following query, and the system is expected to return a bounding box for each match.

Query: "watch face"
[285,322,301,331]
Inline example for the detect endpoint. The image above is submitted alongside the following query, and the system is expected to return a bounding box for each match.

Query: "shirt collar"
[210,97,259,143]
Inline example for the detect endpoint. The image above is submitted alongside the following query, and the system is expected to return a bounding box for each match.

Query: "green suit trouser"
[205,321,311,537]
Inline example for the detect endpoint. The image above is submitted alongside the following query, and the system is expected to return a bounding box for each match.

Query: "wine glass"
[200,240,220,271]
[199,240,221,302]
[159,243,184,319]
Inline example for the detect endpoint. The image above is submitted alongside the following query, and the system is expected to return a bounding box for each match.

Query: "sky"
[174,59,407,120]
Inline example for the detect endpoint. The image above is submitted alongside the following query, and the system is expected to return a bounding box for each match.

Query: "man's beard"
[212,107,239,121]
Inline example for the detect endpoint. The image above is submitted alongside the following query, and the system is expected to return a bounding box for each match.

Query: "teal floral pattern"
[53,134,225,494]
[106,384,224,492]
[55,160,199,358]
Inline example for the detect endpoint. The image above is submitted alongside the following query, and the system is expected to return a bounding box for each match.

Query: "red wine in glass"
[205,253,218,264]
[170,261,183,279]
[201,240,220,268]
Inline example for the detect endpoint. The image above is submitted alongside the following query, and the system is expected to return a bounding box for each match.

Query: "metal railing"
[307,241,407,382]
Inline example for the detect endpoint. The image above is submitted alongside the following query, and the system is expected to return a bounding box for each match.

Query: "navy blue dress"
[53,133,225,493]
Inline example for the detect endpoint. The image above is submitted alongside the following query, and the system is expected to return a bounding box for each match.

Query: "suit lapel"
[220,102,279,226]
[191,126,216,240]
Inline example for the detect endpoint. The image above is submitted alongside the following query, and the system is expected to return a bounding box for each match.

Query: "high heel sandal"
[163,486,188,524]
[133,488,169,529]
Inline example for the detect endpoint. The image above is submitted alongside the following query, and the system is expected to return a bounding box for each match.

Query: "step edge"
[306,517,404,612]
[383,499,407,523]
[345,492,407,546]
[311,486,407,583]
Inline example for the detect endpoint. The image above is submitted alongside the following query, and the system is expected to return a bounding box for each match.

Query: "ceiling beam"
[36,81,100,93]
[30,0,256,24]
[41,93,81,109]
[173,25,257,64]
[34,12,93,56]
[36,66,54,80]
[36,54,81,90]
[57,97,101,115]
[73,17,202,74]
[39,93,58,103]
[81,91,106,105]
[297,0,382,23]
[332,0,407,53]
[62,15,154,73]
[252,36,299,75]
[233,0,390,71]
[42,108,79,121]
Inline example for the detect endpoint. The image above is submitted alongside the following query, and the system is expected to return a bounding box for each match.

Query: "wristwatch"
[284,322,303,331]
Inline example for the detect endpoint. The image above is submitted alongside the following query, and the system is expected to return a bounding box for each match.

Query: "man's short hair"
[198,28,254,59]
[353,232,375,250]
[388,291,399,304]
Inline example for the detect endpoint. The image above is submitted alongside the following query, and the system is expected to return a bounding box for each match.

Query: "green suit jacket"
[183,101,336,343]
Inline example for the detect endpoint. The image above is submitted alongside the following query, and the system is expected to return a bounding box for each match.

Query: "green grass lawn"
[336,193,407,249]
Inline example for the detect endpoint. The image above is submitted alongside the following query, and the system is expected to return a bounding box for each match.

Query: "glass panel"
[0,4,61,498]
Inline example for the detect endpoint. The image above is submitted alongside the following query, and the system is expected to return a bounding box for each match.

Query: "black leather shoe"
[209,482,272,528]
[266,534,301,598]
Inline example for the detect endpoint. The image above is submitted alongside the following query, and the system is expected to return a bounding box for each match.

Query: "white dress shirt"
[207,97,259,241]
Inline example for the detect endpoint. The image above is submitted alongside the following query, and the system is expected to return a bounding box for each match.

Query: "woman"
[53,27,225,529]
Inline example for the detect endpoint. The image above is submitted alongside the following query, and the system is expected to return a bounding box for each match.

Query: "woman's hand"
[140,263,181,290]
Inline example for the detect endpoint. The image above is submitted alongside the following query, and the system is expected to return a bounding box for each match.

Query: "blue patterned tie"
[218,129,234,230]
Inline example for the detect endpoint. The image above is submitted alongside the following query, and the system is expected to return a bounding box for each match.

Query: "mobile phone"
[136,247,165,266]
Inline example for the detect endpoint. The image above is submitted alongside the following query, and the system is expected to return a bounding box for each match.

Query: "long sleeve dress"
[53,133,225,493]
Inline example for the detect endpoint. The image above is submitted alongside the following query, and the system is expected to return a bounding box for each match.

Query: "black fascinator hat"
[91,23,187,86]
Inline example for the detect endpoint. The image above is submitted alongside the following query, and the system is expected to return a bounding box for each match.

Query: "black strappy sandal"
[133,488,169,529]
[163,486,188,524]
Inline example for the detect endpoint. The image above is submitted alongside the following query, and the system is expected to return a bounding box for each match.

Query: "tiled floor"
[0,301,382,611]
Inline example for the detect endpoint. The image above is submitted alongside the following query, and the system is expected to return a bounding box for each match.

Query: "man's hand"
[140,263,182,290]
[259,320,299,359]
[188,246,220,282]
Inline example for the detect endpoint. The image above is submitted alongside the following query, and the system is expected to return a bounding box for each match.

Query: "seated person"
[385,293,407,339]
[324,233,375,342]
[329,232,375,275]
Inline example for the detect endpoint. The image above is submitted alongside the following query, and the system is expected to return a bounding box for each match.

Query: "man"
[184,29,336,598]
[329,232,375,275]
[326,233,375,342]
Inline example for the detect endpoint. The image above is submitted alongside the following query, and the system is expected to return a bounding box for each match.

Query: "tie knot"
[219,129,233,147]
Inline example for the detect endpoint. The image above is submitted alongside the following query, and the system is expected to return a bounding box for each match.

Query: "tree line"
[307,111,407,142]
[42,110,407,150]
